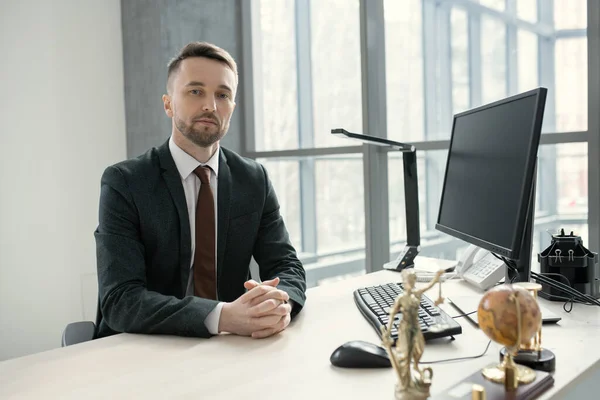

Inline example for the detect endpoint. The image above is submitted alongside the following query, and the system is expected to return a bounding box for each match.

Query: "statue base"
[500,347,556,372]
[395,384,431,400]
[394,369,433,400]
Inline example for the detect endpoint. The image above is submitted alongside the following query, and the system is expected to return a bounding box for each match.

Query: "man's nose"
[202,97,216,112]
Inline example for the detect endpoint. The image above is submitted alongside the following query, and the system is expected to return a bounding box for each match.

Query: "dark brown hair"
[167,41,238,91]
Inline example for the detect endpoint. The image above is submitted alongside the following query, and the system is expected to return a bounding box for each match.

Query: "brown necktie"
[193,166,217,300]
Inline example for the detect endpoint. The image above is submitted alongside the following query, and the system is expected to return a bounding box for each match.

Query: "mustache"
[193,113,220,124]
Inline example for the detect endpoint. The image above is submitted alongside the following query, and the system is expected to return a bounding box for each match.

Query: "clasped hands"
[219,277,292,339]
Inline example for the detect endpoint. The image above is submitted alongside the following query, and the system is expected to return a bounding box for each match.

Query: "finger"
[244,277,280,290]
[251,326,277,339]
[252,314,290,339]
[247,287,279,307]
[248,289,289,307]
[281,312,291,329]
[244,280,260,290]
[249,298,280,316]
[250,313,282,329]
[251,316,284,339]
[249,301,291,317]
[239,285,271,304]
[261,277,280,287]
[243,277,279,291]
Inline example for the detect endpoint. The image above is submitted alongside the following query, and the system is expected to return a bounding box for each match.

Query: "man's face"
[163,57,237,147]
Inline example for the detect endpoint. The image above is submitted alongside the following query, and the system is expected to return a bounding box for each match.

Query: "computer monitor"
[435,88,547,283]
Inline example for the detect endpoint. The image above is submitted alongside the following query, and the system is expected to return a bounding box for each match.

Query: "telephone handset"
[457,244,505,291]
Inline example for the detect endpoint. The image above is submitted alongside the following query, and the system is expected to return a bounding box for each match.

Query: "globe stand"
[499,347,556,372]
[500,282,557,373]
[482,351,537,390]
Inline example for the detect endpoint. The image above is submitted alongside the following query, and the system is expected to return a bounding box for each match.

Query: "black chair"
[61,300,101,347]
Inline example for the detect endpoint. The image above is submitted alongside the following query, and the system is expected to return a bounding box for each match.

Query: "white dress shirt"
[169,136,223,334]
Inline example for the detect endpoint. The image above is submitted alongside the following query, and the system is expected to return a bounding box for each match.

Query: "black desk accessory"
[331,128,420,271]
[538,228,599,300]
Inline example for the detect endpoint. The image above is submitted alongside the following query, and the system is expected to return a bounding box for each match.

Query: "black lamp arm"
[331,128,421,271]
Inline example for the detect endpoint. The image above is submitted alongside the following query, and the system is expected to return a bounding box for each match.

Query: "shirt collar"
[169,136,220,180]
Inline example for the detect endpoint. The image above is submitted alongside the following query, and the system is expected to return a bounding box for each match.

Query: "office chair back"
[61,321,96,347]
[61,298,100,347]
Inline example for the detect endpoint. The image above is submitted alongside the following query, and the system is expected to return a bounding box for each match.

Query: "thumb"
[244,277,280,290]
[244,280,260,290]
[261,277,280,287]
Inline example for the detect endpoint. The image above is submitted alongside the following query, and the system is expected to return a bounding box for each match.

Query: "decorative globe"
[477,284,542,349]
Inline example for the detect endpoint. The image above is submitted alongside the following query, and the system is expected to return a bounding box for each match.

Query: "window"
[258,159,302,251]
[480,0,506,12]
[248,0,594,286]
[555,38,588,131]
[556,144,588,216]
[554,0,587,30]
[451,7,470,114]
[384,0,424,142]
[315,156,364,254]
[517,0,537,23]
[256,0,298,151]
[481,15,507,104]
[310,0,362,148]
[532,143,589,267]
[518,30,538,92]
[383,0,589,264]
[251,0,366,284]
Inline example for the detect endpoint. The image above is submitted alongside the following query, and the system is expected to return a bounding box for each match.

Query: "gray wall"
[121,0,245,158]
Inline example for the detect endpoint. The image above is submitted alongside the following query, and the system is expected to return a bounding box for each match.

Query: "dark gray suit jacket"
[94,139,306,338]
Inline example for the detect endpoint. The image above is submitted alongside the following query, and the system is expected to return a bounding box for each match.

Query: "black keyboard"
[354,282,462,342]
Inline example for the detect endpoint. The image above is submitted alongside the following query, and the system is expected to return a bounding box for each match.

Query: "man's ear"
[162,94,174,118]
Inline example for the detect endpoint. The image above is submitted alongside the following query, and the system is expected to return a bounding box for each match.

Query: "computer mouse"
[330,340,391,368]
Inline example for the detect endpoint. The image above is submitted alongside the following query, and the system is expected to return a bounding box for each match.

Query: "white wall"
[0,0,126,360]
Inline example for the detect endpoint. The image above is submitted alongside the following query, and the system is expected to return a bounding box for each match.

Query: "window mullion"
[295,0,317,255]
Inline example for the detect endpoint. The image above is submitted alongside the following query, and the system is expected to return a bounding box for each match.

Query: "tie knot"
[194,166,211,184]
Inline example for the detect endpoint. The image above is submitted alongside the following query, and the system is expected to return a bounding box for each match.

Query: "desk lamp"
[331,128,420,271]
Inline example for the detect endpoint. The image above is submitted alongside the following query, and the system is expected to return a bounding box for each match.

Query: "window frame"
[241,0,598,286]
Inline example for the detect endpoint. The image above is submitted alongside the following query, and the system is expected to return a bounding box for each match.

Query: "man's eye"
[218,93,230,99]
[190,89,201,95]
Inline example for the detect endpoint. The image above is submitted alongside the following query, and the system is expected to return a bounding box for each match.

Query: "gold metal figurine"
[380,268,447,400]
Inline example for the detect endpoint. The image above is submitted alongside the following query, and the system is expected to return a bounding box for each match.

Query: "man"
[94,41,306,340]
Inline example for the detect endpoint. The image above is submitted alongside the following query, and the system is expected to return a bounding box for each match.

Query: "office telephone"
[457,244,505,291]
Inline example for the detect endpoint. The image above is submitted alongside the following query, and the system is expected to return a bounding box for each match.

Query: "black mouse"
[330,340,391,368]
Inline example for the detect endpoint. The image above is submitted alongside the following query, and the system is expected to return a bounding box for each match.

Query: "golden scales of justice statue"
[380,268,448,400]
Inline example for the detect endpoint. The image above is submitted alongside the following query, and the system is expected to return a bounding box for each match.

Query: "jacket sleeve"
[252,165,307,317]
[95,166,218,337]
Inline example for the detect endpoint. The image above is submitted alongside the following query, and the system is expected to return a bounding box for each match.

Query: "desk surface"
[1,270,599,400]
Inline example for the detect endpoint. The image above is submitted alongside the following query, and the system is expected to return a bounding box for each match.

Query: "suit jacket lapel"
[217,148,231,297]
[157,139,192,295]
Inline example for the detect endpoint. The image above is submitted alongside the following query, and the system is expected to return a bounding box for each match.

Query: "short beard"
[174,115,227,148]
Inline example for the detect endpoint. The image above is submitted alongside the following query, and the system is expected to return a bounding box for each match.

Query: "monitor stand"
[506,166,537,284]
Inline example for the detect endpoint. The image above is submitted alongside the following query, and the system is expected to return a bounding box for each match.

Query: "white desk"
[1,270,599,399]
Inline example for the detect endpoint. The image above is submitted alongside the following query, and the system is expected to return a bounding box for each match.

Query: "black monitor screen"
[436,89,546,258]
